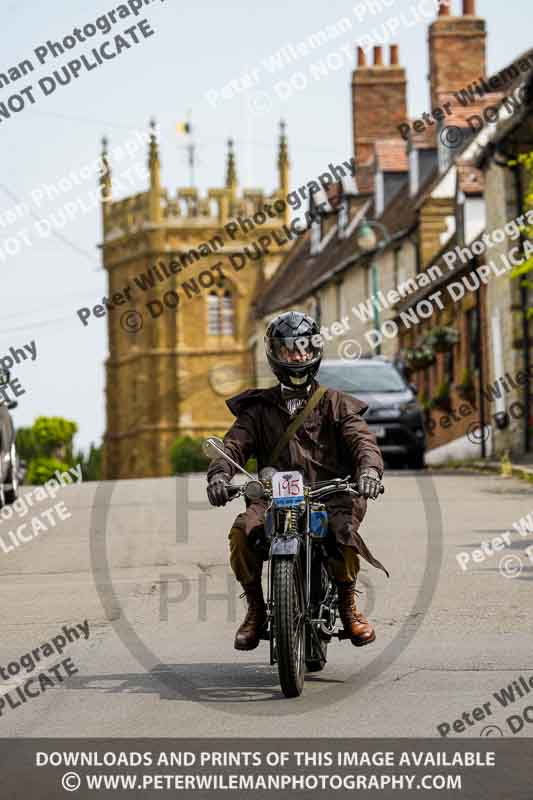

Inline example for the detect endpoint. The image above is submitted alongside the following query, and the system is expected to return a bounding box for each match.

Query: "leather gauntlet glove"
[207,474,231,507]
[358,467,382,500]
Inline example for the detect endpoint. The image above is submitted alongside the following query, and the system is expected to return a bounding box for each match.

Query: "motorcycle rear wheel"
[273,557,305,698]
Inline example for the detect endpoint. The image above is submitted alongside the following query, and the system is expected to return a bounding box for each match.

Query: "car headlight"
[399,400,419,414]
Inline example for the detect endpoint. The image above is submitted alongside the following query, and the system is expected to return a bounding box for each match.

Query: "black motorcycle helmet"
[264,311,323,389]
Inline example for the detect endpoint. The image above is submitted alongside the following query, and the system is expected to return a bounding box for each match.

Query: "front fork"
[267,499,330,665]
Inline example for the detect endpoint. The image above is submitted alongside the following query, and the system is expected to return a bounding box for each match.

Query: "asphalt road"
[0,469,532,738]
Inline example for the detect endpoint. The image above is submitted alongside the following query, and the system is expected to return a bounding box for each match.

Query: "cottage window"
[310,219,321,255]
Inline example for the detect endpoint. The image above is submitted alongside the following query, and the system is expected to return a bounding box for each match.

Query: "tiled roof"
[437,92,504,129]
[409,125,437,149]
[253,50,533,323]
[253,197,370,317]
[374,138,409,172]
[253,161,442,318]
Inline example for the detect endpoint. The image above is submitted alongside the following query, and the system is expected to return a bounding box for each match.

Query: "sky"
[0,0,531,452]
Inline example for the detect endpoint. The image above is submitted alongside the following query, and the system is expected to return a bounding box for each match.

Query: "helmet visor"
[265,334,323,367]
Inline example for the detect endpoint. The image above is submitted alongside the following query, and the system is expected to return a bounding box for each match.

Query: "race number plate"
[271,471,304,507]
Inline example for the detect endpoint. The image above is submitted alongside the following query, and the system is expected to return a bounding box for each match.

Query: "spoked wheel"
[273,557,305,698]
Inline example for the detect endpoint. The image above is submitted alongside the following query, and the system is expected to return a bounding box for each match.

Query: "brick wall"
[428,7,486,108]
[351,46,407,169]
[483,161,532,458]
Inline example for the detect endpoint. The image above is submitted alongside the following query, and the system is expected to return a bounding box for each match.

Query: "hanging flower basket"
[404,345,436,370]
[425,326,460,353]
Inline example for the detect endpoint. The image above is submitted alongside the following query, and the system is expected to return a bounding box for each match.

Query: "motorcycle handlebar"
[222,479,385,502]
[311,481,384,498]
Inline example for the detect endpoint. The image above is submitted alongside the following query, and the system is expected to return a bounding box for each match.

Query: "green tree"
[170,436,210,474]
[15,426,37,462]
[170,435,257,475]
[17,417,79,484]
[32,417,78,463]
[26,457,71,486]
[511,152,533,319]
[74,443,102,481]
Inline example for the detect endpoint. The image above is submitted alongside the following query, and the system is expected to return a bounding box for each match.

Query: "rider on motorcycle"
[206,311,387,652]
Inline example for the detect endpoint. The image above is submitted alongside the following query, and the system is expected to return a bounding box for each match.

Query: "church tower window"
[207,288,235,336]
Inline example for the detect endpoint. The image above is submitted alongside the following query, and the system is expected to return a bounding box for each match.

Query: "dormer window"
[310,218,321,255]
[337,198,349,238]
[375,171,385,216]
[409,147,419,197]
[373,139,409,215]
[309,188,325,256]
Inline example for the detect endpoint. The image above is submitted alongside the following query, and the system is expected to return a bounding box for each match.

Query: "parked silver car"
[0,368,20,505]
[317,357,427,469]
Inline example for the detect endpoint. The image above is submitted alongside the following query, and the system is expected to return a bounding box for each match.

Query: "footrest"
[333,629,352,640]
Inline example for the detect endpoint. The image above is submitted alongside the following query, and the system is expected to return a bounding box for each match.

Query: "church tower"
[101,122,291,478]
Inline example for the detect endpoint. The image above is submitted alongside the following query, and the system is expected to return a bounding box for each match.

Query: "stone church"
[100,122,291,479]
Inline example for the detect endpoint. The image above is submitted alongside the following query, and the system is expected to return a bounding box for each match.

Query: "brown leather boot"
[336,581,376,647]
[234,579,267,651]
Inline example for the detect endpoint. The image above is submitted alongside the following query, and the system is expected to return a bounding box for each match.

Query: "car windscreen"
[318,362,407,393]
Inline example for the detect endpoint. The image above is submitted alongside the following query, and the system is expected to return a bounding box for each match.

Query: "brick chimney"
[351,44,407,171]
[428,0,486,108]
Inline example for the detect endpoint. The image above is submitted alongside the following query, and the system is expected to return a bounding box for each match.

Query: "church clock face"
[208,364,244,396]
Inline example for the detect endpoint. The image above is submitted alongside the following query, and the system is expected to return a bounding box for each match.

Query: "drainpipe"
[475,270,486,458]
[512,162,531,453]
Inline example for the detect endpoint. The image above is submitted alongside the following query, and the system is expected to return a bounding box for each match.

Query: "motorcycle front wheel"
[272,557,305,698]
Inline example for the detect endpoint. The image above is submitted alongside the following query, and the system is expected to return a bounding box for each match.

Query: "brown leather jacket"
[208,381,387,574]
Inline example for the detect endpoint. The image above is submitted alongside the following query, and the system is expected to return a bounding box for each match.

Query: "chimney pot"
[438,0,451,15]
[463,0,475,14]
[373,46,383,66]
[357,46,366,67]
[390,45,399,65]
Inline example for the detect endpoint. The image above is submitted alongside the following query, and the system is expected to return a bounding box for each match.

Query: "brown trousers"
[229,526,360,586]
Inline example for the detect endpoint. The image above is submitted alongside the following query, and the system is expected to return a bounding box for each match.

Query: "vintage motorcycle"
[203,436,383,699]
